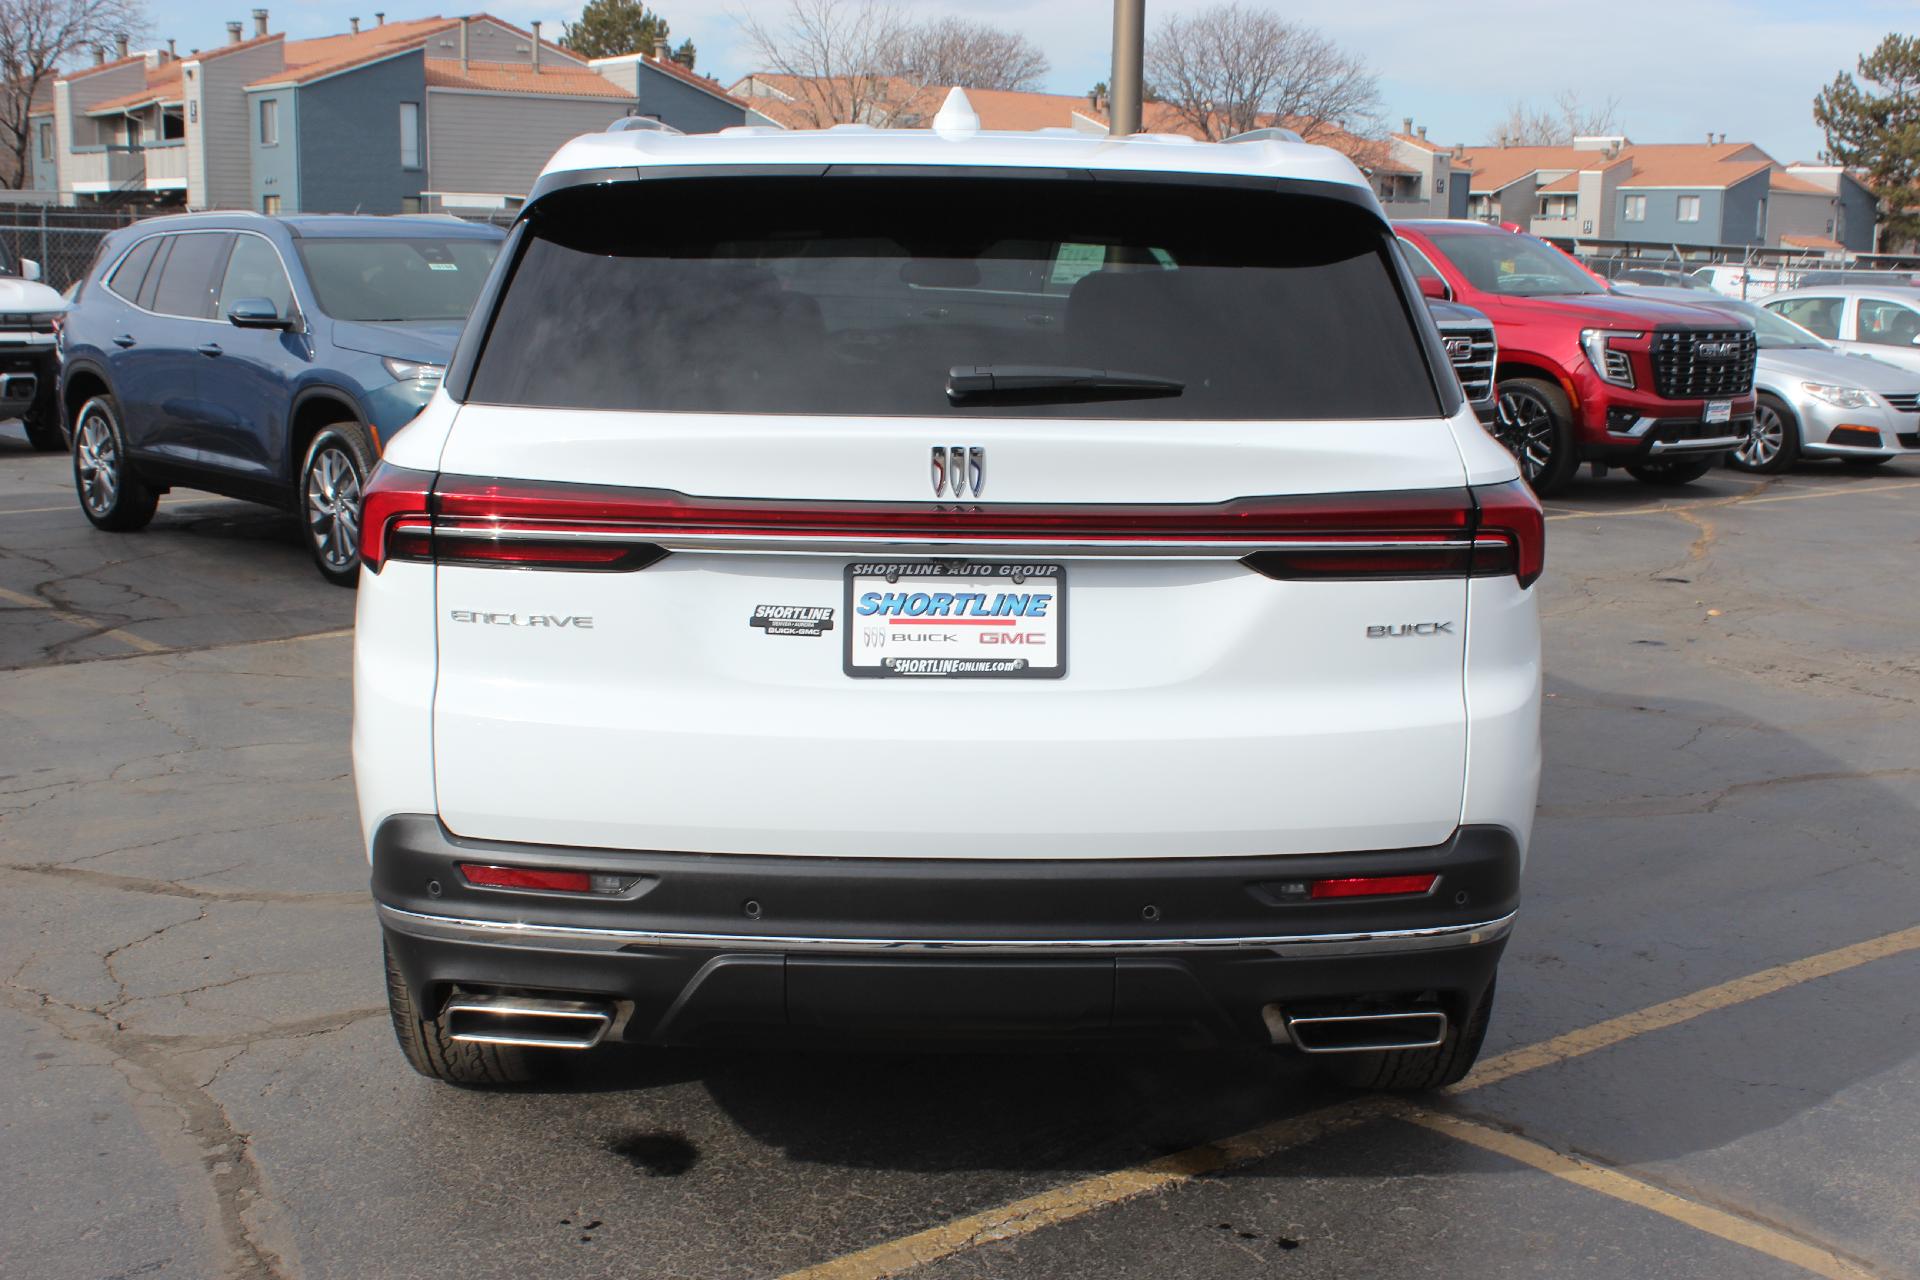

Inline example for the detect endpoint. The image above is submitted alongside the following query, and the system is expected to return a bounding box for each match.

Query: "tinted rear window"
[150,233,230,318]
[107,236,162,302]
[467,178,1442,420]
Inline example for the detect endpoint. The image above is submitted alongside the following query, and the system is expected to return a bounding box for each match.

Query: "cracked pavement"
[2,419,1916,1279]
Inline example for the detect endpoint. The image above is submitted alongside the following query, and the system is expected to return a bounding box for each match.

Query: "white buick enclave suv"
[353,103,1544,1090]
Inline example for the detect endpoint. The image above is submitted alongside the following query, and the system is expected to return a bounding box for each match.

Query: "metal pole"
[1109,0,1143,137]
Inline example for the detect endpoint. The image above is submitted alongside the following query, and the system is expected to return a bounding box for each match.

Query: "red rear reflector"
[457,863,594,893]
[1309,874,1438,899]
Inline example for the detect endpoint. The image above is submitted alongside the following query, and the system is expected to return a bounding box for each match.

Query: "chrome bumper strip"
[377,903,1516,957]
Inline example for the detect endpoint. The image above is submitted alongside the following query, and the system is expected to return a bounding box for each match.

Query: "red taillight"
[1309,873,1439,899]
[456,863,636,894]
[359,463,434,573]
[364,472,1543,588]
[1471,479,1546,589]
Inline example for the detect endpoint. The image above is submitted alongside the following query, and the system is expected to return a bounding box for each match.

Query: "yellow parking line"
[0,584,166,653]
[1457,924,1920,1090]
[776,922,1920,1280]
[1399,1106,1876,1280]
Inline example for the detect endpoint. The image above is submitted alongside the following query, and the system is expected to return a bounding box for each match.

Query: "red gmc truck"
[1396,220,1756,496]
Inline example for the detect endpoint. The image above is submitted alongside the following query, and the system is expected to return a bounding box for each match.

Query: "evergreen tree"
[1815,35,1920,249]
[560,0,670,60]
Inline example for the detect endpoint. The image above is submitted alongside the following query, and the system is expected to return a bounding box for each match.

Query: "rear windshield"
[466,178,1443,420]
[295,237,500,322]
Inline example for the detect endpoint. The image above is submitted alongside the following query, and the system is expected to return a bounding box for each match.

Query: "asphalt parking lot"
[2,418,1916,1280]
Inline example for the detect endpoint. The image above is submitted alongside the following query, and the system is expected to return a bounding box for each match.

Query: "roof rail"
[607,115,682,134]
[1222,126,1305,145]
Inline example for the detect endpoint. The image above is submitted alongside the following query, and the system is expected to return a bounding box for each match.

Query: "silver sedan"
[1616,285,1920,472]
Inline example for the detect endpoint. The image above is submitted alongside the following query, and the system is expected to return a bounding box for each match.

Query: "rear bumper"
[374,816,1518,1047]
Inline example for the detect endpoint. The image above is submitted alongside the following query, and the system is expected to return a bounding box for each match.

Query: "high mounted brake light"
[361,472,1543,588]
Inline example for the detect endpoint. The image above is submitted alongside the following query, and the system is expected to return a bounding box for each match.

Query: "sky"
[136,0,1911,162]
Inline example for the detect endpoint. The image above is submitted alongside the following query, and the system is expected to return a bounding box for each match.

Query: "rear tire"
[72,395,159,531]
[1625,457,1716,486]
[1313,981,1495,1092]
[384,940,544,1086]
[1729,394,1799,474]
[299,422,374,587]
[1493,378,1579,497]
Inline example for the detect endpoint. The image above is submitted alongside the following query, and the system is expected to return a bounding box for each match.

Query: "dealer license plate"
[1705,400,1732,424]
[844,561,1065,678]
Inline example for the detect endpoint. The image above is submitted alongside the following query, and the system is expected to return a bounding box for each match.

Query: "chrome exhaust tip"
[443,994,613,1050]
[1283,1009,1448,1054]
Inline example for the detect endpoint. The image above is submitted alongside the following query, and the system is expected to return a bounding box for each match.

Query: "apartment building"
[1453,136,1875,254]
[33,11,772,215]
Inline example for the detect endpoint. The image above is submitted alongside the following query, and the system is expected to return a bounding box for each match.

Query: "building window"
[162,108,184,140]
[401,196,423,215]
[1623,194,1646,222]
[259,98,279,146]
[399,102,421,170]
[262,194,281,215]
[1677,194,1701,223]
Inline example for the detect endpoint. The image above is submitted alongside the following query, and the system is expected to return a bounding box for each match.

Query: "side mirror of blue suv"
[58,213,506,585]
[227,297,297,331]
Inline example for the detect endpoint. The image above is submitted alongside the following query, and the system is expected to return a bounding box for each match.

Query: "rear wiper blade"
[946,364,1185,403]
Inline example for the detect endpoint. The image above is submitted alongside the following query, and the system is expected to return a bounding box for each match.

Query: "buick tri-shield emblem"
[932,445,985,498]
[1443,336,1473,361]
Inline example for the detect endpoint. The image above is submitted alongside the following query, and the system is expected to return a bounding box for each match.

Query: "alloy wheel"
[76,410,120,516]
[1736,404,1785,468]
[304,445,363,572]
[1494,387,1557,483]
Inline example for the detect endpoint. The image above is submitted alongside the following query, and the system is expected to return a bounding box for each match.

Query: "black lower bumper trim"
[372,817,1519,1047]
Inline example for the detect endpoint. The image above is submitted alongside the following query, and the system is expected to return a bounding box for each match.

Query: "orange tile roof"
[1455,141,1781,195]
[1616,154,1770,190]
[1780,233,1845,251]
[1390,131,1444,153]
[423,59,629,98]
[279,15,459,69]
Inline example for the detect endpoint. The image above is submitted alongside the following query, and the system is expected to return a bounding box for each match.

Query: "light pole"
[1110,0,1144,137]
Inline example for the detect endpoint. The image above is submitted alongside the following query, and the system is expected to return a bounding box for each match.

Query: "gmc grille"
[1650,329,1756,400]
[1438,322,1496,406]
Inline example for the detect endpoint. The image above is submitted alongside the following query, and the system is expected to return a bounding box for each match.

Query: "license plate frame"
[1705,400,1733,424]
[843,560,1067,679]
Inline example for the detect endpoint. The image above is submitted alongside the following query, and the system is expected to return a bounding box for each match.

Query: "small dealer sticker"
[750,604,835,638]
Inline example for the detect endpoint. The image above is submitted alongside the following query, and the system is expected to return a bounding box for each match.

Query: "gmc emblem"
[1695,341,1738,359]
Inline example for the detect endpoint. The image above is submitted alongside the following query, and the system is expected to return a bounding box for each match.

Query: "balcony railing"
[65,141,188,192]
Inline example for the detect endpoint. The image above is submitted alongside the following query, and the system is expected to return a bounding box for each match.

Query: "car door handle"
[112,334,136,348]
[196,343,223,357]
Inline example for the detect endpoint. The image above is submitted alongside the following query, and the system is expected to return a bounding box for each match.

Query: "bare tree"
[1490,91,1623,147]
[885,17,1048,94]
[735,0,909,127]
[0,0,146,188]
[1143,3,1379,142]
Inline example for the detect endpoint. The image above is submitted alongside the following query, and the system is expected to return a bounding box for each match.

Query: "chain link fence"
[0,205,139,293]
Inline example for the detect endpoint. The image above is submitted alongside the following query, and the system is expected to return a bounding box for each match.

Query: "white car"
[353,97,1544,1091]
[1691,263,1790,300]
[1764,286,1920,376]
[0,244,67,451]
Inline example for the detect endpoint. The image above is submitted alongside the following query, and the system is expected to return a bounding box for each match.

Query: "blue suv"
[60,213,504,584]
